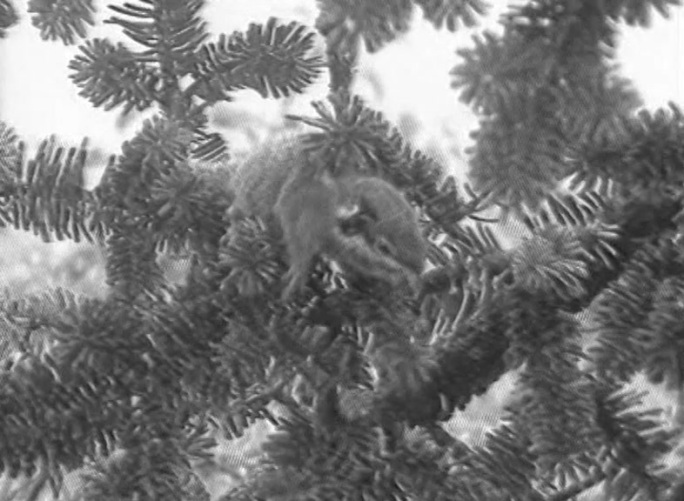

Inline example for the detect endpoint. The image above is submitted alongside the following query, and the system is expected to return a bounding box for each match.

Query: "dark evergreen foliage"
[28,0,96,45]
[0,0,18,38]
[2,0,684,499]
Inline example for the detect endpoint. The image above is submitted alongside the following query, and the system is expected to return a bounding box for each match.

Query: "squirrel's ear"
[335,203,360,220]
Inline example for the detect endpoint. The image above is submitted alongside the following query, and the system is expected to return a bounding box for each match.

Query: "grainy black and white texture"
[1,1,684,500]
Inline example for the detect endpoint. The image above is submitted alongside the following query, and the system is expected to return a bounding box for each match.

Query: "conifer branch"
[0,0,18,38]
[28,0,95,45]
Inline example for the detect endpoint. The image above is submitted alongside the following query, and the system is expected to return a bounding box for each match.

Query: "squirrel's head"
[334,177,426,293]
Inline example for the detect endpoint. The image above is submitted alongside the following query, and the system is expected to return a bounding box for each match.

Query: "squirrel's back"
[230,133,312,221]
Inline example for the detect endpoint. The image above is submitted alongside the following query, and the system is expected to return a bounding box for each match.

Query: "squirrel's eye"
[376,238,394,257]
[340,213,373,237]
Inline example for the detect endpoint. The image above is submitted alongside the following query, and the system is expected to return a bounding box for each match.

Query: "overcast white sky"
[0,0,682,183]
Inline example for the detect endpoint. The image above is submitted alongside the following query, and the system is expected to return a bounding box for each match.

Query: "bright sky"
[0,0,682,183]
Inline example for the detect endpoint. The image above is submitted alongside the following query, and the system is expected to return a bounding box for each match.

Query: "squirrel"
[228,133,426,298]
